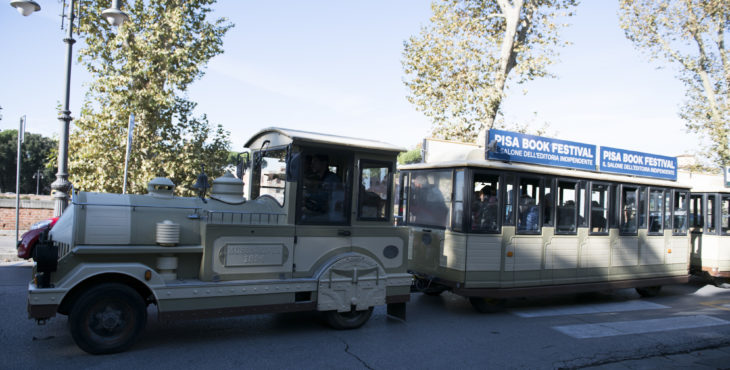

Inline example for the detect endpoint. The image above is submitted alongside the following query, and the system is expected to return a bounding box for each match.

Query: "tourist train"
[21,127,729,354]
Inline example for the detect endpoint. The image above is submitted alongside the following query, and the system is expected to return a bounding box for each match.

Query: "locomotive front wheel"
[325,306,373,330]
[469,297,505,313]
[635,285,662,298]
[69,283,147,354]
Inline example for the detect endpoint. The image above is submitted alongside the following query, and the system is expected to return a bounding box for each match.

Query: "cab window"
[707,194,716,234]
[358,161,392,221]
[297,151,351,225]
[251,147,287,206]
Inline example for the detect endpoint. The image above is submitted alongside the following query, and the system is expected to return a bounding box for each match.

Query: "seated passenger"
[472,186,498,231]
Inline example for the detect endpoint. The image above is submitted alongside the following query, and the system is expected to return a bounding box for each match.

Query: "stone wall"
[0,197,54,231]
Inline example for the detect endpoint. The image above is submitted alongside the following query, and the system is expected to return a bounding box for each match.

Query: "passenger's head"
[311,154,329,174]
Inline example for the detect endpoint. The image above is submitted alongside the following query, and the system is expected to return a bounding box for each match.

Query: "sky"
[0,1,696,159]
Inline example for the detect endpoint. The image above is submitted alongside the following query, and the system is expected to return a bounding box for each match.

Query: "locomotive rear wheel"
[469,297,505,313]
[325,306,373,330]
[69,283,147,354]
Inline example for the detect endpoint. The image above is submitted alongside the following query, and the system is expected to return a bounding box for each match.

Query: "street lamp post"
[10,0,129,216]
[33,169,44,195]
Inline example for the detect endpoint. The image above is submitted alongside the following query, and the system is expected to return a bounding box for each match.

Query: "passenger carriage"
[400,132,692,312]
[27,127,411,354]
[683,171,730,284]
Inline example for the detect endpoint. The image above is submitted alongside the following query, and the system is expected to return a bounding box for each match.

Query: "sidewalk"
[0,230,26,265]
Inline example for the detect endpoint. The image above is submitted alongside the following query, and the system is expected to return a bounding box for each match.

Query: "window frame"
[555,178,579,235]
[516,175,544,235]
[404,169,454,229]
[721,194,730,236]
[356,159,394,222]
[294,149,353,226]
[672,190,689,236]
[250,145,289,207]
[647,187,666,235]
[588,181,610,235]
[468,169,502,234]
[619,185,639,236]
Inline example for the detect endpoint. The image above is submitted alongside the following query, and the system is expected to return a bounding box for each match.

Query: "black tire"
[68,283,147,354]
[635,285,662,298]
[414,277,446,296]
[469,297,505,313]
[325,306,373,330]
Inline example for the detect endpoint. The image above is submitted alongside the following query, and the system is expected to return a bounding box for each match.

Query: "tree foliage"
[402,0,577,143]
[70,0,233,196]
[0,130,56,194]
[619,0,730,167]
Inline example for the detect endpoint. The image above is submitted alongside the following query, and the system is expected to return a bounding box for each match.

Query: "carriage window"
[517,178,542,233]
[707,195,716,233]
[251,148,288,206]
[620,186,638,234]
[504,175,515,225]
[690,194,703,229]
[358,161,391,221]
[673,191,688,234]
[722,195,730,235]
[543,178,554,226]
[452,170,465,231]
[397,172,409,224]
[407,170,452,228]
[471,173,500,233]
[556,180,578,234]
[298,151,350,225]
[638,187,647,228]
[648,189,664,234]
[664,191,672,232]
[610,184,620,229]
[578,182,587,227]
[590,183,609,234]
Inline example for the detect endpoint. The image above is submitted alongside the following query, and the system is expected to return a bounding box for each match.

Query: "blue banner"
[487,129,596,171]
[600,147,677,180]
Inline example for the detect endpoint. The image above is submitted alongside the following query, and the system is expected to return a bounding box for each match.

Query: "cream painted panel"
[506,237,543,272]
[704,235,721,261]
[442,232,467,270]
[641,238,665,265]
[668,237,689,264]
[581,238,610,268]
[546,237,578,270]
[84,193,131,244]
[612,237,639,267]
[295,237,350,273]
[352,236,405,269]
[466,234,502,272]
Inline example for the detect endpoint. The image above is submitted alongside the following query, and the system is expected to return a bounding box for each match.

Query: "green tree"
[619,0,729,168]
[402,0,577,143]
[0,130,56,194]
[70,0,233,196]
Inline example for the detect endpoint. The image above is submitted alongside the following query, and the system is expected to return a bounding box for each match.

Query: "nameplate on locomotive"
[223,244,284,266]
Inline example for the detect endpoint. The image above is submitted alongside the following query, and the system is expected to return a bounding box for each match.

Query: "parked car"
[17,217,58,259]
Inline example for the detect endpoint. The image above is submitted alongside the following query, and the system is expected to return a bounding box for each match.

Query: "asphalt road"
[2,265,730,369]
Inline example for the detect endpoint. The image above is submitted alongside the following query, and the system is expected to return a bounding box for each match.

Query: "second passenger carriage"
[400,134,692,312]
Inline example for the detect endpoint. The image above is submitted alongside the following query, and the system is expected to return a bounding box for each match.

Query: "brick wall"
[0,198,54,231]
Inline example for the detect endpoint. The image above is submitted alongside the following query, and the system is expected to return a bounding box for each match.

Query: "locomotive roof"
[244,127,405,153]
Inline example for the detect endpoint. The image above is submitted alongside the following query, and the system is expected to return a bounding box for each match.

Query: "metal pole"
[35,170,41,195]
[51,0,76,217]
[16,116,25,242]
[123,113,135,194]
